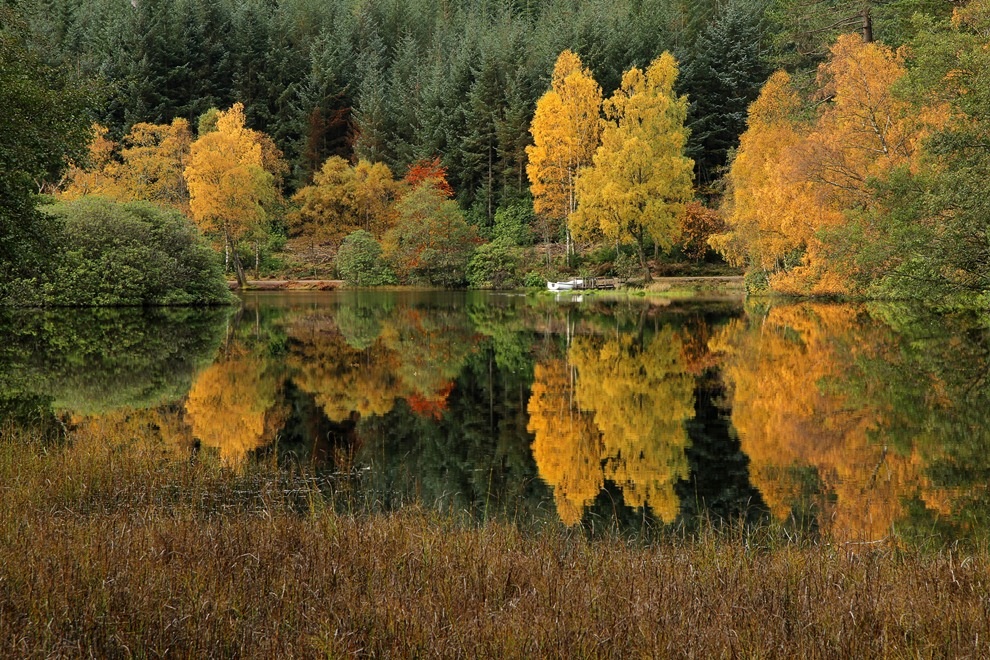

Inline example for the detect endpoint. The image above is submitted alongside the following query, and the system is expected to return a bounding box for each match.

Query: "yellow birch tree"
[526,50,603,262]
[184,103,275,288]
[115,119,194,213]
[571,53,694,279]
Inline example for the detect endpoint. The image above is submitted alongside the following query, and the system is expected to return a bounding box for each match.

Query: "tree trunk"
[226,231,247,289]
[637,239,652,282]
[255,240,260,279]
[862,7,873,43]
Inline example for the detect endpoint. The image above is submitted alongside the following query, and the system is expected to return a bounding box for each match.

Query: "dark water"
[3,291,990,545]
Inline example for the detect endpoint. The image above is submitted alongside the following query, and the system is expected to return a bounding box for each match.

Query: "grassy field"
[2,425,988,658]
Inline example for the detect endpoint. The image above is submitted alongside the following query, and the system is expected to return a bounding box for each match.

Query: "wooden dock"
[575,277,623,290]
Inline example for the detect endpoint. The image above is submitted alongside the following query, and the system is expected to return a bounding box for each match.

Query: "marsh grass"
[2,426,989,658]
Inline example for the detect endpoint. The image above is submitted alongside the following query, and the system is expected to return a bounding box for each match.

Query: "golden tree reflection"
[712,304,945,542]
[528,359,603,526]
[69,406,195,458]
[289,317,403,423]
[529,329,695,525]
[185,345,285,467]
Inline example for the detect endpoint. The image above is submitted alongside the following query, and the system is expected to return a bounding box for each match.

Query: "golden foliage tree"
[571,53,695,278]
[61,123,117,199]
[184,103,275,287]
[353,159,399,236]
[714,35,926,295]
[709,71,821,276]
[114,119,194,212]
[63,119,193,214]
[526,50,603,260]
[290,156,358,249]
[290,157,398,254]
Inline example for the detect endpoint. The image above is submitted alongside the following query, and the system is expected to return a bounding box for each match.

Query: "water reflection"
[3,294,990,545]
[715,303,990,544]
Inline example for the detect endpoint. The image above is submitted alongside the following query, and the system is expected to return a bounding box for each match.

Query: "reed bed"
[1,426,989,658]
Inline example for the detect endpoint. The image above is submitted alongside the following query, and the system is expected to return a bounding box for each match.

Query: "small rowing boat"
[546,279,583,291]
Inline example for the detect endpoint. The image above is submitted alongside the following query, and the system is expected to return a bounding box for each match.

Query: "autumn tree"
[289,156,359,251]
[61,124,118,200]
[382,183,479,287]
[526,50,603,262]
[353,159,399,236]
[184,103,276,288]
[709,71,817,283]
[403,157,455,199]
[714,35,924,295]
[290,157,398,259]
[680,202,725,260]
[571,53,695,279]
[63,119,194,214]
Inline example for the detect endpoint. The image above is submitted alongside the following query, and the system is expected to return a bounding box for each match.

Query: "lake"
[3,291,989,546]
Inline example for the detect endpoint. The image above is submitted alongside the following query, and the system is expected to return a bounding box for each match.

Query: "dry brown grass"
[2,426,989,658]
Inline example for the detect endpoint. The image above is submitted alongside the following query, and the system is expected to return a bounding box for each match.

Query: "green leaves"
[40,197,231,306]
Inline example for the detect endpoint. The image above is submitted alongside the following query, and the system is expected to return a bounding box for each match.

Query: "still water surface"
[3,291,989,545]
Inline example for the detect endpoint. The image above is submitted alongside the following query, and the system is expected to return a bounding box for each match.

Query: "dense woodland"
[5,0,988,304]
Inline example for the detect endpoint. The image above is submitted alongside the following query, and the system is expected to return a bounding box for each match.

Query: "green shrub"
[523,271,546,288]
[492,203,535,246]
[466,239,522,289]
[40,197,232,306]
[336,230,396,286]
[383,184,478,287]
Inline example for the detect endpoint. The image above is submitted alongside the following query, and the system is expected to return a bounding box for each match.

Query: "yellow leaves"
[807,35,914,201]
[62,120,193,213]
[571,52,694,261]
[61,123,118,200]
[290,156,398,248]
[528,329,695,525]
[184,102,274,242]
[116,119,193,213]
[952,0,990,35]
[715,71,823,272]
[526,50,603,239]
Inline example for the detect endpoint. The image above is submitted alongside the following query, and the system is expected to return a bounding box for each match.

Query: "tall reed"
[1,426,988,657]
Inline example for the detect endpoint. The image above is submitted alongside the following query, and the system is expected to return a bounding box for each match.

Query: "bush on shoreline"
[12,197,232,307]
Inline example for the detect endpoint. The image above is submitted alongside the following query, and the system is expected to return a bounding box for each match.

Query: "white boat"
[546,279,583,291]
